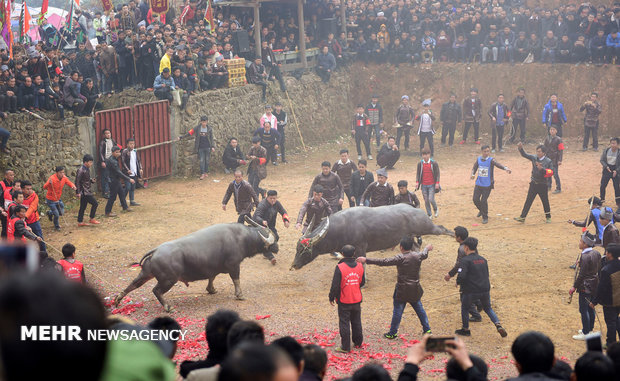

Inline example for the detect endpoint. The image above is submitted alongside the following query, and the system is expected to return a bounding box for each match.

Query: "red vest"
[338,262,363,304]
[7,216,26,242]
[58,259,84,283]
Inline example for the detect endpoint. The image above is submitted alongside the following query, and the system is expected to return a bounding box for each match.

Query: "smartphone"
[0,243,39,275]
[585,332,603,352]
[426,336,456,352]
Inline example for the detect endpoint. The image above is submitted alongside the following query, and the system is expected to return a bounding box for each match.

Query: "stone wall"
[348,63,619,140]
[172,73,352,177]
[0,113,84,192]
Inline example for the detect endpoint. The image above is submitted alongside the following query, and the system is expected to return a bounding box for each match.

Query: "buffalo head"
[290,216,330,270]
[244,215,277,249]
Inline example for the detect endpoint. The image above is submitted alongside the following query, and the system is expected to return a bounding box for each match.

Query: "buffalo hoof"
[270,258,277,266]
[113,295,123,307]
[207,288,218,295]
[235,294,246,301]
[164,305,175,313]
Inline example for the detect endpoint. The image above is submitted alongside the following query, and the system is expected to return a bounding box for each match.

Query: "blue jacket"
[153,74,176,90]
[317,52,336,71]
[607,34,620,47]
[542,100,567,125]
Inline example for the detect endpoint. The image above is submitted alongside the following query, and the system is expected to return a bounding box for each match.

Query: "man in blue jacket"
[317,46,336,83]
[542,94,567,137]
[607,29,620,65]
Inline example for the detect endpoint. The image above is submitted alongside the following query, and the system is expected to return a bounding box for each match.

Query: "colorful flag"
[204,0,214,32]
[20,2,31,41]
[38,0,47,25]
[5,0,12,58]
[100,0,112,12]
[150,0,169,14]
[67,0,74,32]
[179,3,190,24]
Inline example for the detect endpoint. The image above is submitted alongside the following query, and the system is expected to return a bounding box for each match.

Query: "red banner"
[100,0,113,12]
[150,0,169,14]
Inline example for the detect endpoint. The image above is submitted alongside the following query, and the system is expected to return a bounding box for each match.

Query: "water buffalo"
[291,204,453,269]
[114,217,278,312]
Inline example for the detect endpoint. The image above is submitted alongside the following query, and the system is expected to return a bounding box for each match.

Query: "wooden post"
[340,0,346,34]
[254,1,261,57]
[297,0,307,68]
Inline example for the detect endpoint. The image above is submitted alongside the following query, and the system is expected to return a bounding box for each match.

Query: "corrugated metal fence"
[95,100,171,180]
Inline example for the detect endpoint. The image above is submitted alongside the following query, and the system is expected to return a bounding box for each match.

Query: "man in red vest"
[329,244,365,353]
[57,243,86,283]
[7,205,41,244]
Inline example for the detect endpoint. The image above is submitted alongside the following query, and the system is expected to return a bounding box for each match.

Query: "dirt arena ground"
[42,134,617,380]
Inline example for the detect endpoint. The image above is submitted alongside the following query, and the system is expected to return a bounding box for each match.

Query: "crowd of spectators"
[2,270,620,381]
[0,0,617,122]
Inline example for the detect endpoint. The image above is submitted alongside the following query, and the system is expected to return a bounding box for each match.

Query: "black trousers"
[441,122,457,146]
[583,123,599,149]
[492,125,504,150]
[77,195,99,222]
[105,180,128,214]
[344,188,355,208]
[377,150,400,169]
[154,88,173,103]
[510,118,526,142]
[237,212,251,224]
[463,121,479,141]
[473,185,492,219]
[603,306,620,345]
[254,81,268,99]
[601,165,620,207]
[0,214,6,238]
[460,293,482,320]
[354,127,371,156]
[520,181,551,218]
[547,162,561,191]
[396,126,411,150]
[277,127,286,161]
[419,131,434,156]
[338,303,363,351]
[267,65,286,91]
[265,145,278,163]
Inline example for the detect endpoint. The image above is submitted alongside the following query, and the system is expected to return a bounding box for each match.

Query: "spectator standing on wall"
[178,116,215,180]
[247,57,268,103]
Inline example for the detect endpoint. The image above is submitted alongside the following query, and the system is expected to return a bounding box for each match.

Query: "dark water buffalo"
[114,217,278,312]
[291,204,453,269]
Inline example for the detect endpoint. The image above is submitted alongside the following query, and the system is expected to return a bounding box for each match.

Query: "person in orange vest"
[21,180,44,251]
[57,243,86,283]
[329,244,365,353]
[7,205,42,244]
[5,190,24,219]
[0,169,14,238]
[44,166,77,231]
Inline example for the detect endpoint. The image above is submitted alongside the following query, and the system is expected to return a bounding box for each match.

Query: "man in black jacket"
[509,87,530,143]
[376,136,400,169]
[506,332,557,381]
[592,244,620,346]
[455,237,507,338]
[514,142,554,223]
[247,57,268,102]
[273,102,288,163]
[357,237,432,339]
[104,146,134,217]
[121,138,142,206]
[440,94,462,147]
[600,137,620,211]
[253,190,289,265]
[222,138,246,173]
[349,160,374,206]
[75,154,100,227]
[329,244,364,353]
[98,128,117,198]
[177,115,215,180]
[222,170,258,224]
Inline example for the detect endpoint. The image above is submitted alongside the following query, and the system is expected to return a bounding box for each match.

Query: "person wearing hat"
[352,104,372,161]
[177,116,215,180]
[461,88,482,145]
[591,243,620,346]
[153,67,176,103]
[296,184,333,234]
[600,208,620,251]
[569,231,601,340]
[569,197,618,244]
[394,95,416,151]
[514,142,554,223]
[361,168,394,207]
[415,99,436,157]
[365,95,384,148]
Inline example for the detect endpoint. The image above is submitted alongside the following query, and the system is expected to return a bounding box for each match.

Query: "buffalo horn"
[308,217,330,245]
[244,215,260,227]
[302,216,316,238]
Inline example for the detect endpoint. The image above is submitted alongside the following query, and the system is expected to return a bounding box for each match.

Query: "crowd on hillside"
[0,0,617,124]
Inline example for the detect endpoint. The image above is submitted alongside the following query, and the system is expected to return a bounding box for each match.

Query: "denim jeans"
[603,306,620,345]
[421,184,437,216]
[125,176,137,202]
[0,127,10,149]
[198,148,211,174]
[45,199,65,229]
[27,220,45,251]
[579,292,596,335]
[461,291,499,329]
[101,166,110,196]
[388,298,430,335]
